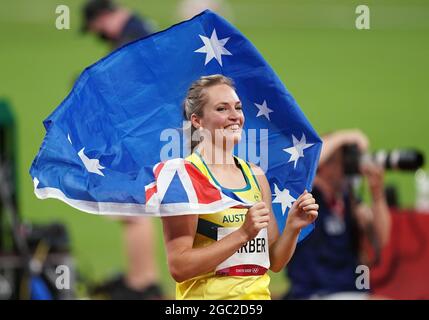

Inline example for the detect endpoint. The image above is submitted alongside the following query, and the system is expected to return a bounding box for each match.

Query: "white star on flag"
[78,148,105,176]
[272,184,296,215]
[194,29,232,66]
[283,133,314,169]
[254,100,274,120]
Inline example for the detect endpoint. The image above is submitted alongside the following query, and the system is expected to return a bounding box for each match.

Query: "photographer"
[81,0,155,50]
[283,129,391,299]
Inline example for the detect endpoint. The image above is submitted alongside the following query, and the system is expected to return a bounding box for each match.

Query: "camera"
[342,144,424,175]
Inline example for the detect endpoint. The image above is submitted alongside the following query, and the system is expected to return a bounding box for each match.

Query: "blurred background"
[0,0,428,299]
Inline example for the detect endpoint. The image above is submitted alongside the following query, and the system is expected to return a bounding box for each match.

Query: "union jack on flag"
[144,158,251,215]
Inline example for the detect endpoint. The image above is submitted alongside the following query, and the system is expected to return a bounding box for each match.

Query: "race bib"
[215,227,270,276]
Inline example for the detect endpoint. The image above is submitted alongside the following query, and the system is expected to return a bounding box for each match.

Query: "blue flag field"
[30,10,322,240]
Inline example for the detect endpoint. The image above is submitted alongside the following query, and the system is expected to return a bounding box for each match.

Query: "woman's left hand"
[285,190,319,231]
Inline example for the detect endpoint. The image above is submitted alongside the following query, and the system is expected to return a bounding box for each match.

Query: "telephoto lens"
[343,144,425,175]
[372,149,424,171]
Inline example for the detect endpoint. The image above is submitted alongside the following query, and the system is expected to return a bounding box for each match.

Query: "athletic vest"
[176,152,271,300]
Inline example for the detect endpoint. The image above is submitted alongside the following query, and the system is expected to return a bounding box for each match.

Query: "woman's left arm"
[251,165,319,272]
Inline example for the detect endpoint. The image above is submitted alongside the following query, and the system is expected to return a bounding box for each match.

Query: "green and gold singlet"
[176,152,271,300]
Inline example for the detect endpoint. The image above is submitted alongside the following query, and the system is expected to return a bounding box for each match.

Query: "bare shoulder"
[248,162,270,193]
[249,162,264,174]
[249,163,268,182]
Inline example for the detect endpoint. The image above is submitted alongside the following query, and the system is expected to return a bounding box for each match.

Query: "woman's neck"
[198,141,235,167]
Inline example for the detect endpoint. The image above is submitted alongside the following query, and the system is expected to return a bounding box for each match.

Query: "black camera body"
[342,144,424,175]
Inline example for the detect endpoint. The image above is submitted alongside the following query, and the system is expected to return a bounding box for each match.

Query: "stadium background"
[0,0,428,298]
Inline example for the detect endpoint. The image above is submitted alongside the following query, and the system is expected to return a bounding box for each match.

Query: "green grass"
[1,0,428,299]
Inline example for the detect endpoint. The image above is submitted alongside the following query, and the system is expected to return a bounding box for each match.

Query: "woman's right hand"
[239,202,270,241]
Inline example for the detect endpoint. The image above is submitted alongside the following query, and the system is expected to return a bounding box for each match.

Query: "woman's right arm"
[162,208,269,283]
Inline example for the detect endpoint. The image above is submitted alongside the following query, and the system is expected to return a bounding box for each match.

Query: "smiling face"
[191,84,244,148]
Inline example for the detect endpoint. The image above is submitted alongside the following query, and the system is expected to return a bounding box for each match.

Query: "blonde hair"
[183,74,235,151]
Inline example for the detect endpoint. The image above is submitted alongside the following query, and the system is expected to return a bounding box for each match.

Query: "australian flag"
[30,10,322,240]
